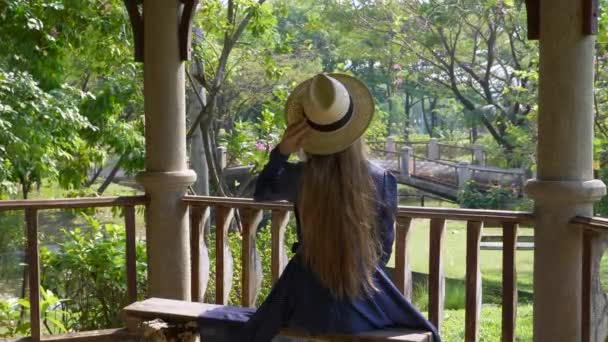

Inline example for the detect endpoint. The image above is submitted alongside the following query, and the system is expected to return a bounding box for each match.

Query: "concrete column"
[400,147,412,177]
[472,145,484,166]
[427,138,439,160]
[217,146,227,170]
[525,1,606,340]
[386,136,396,153]
[457,161,472,189]
[136,0,196,300]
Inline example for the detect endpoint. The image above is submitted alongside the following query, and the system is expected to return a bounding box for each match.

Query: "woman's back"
[206,73,440,342]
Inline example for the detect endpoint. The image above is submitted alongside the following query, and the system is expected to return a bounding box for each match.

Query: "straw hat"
[285,73,374,155]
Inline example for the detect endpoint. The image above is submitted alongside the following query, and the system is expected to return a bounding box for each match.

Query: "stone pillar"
[457,161,472,189]
[524,1,606,340]
[136,0,196,300]
[216,146,227,170]
[386,136,396,153]
[427,138,439,160]
[400,147,412,177]
[472,145,484,166]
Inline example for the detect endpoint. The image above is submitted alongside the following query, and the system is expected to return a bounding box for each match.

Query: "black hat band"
[304,95,354,133]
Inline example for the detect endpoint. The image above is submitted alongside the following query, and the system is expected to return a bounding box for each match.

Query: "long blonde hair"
[297,140,380,299]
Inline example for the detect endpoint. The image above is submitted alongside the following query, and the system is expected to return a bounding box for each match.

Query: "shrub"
[0,288,71,338]
[458,181,516,210]
[39,214,147,331]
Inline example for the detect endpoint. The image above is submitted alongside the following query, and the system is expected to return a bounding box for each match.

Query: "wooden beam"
[215,206,234,304]
[465,221,483,342]
[524,0,540,40]
[178,0,200,61]
[123,0,144,62]
[240,208,263,307]
[394,217,413,300]
[124,205,138,304]
[271,210,290,284]
[428,218,445,331]
[583,0,599,35]
[501,222,518,342]
[26,209,41,342]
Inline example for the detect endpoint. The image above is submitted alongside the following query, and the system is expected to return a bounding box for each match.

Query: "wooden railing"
[392,206,532,341]
[571,215,608,342]
[182,195,534,341]
[0,196,148,342]
[5,195,607,341]
[412,155,459,187]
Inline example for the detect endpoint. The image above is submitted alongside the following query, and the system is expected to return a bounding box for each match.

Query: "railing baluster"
[465,220,483,342]
[271,209,290,284]
[581,229,594,342]
[26,208,41,341]
[241,208,263,307]
[502,222,518,342]
[124,205,137,304]
[429,218,445,331]
[215,206,234,305]
[395,217,413,300]
[190,205,210,302]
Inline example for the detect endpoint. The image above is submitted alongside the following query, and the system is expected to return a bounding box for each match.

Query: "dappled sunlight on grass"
[438,305,533,341]
[387,219,535,297]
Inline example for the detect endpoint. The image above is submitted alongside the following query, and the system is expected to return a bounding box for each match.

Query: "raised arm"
[253,120,310,202]
[253,147,302,202]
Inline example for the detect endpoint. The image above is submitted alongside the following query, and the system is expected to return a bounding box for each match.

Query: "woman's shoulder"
[367,161,397,190]
[368,161,394,179]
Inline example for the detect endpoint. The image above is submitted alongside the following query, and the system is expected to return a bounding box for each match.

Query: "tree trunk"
[97,154,125,195]
[471,125,478,144]
[422,97,438,137]
[187,63,209,197]
[387,81,395,135]
[84,166,104,188]
[404,93,411,140]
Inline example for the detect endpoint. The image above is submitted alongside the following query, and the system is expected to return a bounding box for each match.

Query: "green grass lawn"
[438,305,534,341]
[387,219,535,295]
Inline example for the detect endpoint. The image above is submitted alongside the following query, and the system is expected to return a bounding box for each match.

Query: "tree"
[0,0,144,196]
[187,0,286,196]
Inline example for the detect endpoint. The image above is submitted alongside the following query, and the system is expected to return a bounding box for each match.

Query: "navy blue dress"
[199,148,440,342]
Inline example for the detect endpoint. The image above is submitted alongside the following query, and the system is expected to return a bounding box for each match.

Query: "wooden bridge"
[368,138,527,201]
[219,138,527,202]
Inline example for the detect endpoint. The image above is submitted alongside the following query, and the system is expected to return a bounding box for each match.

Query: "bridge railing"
[469,166,527,196]
[412,155,459,188]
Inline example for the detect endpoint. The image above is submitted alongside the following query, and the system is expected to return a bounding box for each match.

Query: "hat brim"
[285,73,374,155]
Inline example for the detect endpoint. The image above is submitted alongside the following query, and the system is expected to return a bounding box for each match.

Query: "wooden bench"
[123,298,433,342]
[480,235,534,250]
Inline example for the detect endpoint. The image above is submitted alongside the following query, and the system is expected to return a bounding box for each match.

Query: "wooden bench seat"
[123,298,433,342]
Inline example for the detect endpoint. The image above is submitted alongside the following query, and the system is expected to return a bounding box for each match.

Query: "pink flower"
[255,141,267,151]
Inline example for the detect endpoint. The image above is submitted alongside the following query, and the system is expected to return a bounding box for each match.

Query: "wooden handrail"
[182,195,534,341]
[6,194,558,341]
[2,196,146,341]
[184,195,292,210]
[571,214,608,341]
[397,206,532,223]
[0,195,148,210]
[572,215,608,233]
